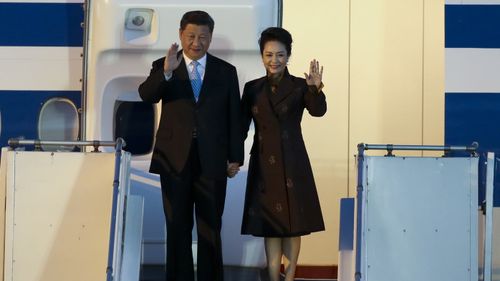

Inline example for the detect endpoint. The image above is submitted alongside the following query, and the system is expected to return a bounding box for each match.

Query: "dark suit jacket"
[139,52,244,180]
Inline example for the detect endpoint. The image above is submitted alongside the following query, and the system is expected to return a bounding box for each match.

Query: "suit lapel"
[173,54,197,102]
[196,53,216,105]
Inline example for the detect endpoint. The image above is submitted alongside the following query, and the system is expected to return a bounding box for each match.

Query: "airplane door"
[83,0,282,266]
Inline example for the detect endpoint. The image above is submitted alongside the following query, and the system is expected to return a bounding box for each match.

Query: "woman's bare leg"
[265,237,283,281]
[282,236,301,281]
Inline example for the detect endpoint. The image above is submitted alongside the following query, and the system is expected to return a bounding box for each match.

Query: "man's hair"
[180,10,215,33]
[259,27,293,56]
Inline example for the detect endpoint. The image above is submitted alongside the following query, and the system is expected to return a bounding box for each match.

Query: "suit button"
[258,134,263,141]
[281,105,288,113]
[252,106,259,114]
[282,130,289,140]
[286,178,293,188]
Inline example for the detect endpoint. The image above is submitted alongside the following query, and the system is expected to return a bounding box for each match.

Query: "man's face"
[179,24,212,61]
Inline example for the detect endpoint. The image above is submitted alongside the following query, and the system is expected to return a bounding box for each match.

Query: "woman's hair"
[258,27,293,56]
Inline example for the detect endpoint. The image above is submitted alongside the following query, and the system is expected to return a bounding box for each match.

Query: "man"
[138,10,243,281]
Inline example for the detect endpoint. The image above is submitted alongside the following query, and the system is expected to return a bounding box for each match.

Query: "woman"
[240,27,326,281]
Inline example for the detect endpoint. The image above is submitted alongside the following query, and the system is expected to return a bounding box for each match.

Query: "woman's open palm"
[304,59,323,89]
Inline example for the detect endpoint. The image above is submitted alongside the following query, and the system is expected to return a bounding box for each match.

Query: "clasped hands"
[227,162,240,178]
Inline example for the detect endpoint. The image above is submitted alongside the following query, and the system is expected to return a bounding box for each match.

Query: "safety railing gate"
[337,143,498,281]
[0,139,143,281]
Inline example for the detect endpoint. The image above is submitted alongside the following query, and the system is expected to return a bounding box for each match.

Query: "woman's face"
[262,40,289,76]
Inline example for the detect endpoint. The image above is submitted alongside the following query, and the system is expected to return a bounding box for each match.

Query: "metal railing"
[358,142,479,157]
[7,138,126,152]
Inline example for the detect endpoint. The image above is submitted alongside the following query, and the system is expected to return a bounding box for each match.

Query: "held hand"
[227,162,240,178]
[164,43,182,74]
[304,59,323,89]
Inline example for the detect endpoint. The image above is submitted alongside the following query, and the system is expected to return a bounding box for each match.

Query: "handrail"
[107,137,126,281]
[80,0,92,141]
[358,142,478,156]
[7,138,126,152]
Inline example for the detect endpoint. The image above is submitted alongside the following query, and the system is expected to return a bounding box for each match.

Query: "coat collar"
[266,68,295,108]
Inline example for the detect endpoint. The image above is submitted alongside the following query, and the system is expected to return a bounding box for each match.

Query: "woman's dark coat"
[241,69,326,237]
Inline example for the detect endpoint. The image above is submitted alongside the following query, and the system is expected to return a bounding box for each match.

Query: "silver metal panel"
[483,153,495,281]
[1,149,133,281]
[110,150,133,280]
[119,195,144,281]
[491,208,500,281]
[361,156,478,281]
[4,151,115,281]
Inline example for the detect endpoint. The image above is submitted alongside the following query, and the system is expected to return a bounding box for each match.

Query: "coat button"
[286,178,294,188]
[281,105,288,113]
[275,203,283,213]
[258,133,263,141]
[268,155,276,165]
[252,106,259,114]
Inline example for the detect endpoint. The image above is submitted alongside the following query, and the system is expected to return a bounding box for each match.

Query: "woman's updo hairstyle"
[258,27,293,56]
